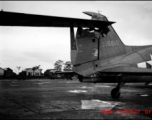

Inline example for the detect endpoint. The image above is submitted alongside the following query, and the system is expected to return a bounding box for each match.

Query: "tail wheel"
[111,88,120,99]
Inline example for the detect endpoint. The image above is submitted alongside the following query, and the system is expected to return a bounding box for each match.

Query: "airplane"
[1,10,152,99]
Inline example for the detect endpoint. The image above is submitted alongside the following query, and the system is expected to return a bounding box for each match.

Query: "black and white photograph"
[0,1,152,119]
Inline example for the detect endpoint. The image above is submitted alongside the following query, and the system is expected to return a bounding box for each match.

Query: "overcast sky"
[0,1,152,73]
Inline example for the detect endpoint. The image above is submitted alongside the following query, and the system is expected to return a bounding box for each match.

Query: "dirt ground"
[0,79,152,119]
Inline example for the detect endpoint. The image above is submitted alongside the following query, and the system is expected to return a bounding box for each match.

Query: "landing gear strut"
[78,75,83,82]
[111,74,125,99]
[111,87,120,99]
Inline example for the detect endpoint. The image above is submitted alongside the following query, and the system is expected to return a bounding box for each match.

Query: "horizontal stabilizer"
[0,11,115,28]
[103,66,152,75]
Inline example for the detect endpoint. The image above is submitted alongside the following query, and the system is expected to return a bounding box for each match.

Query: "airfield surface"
[0,78,152,119]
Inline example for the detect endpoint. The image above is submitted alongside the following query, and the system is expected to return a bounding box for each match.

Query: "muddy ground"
[0,79,152,119]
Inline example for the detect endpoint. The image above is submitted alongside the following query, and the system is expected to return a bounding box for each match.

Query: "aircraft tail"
[72,12,126,65]
[85,12,126,58]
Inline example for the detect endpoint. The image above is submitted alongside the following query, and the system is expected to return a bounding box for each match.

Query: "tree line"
[54,60,72,71]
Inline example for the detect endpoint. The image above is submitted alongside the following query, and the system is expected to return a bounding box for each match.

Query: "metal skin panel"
[71,50,77,65]
[73,61,96,76]
[74,29,98,64]
[93,60,101,72]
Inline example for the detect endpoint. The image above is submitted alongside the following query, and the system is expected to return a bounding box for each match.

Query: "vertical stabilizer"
[83,11,126,60]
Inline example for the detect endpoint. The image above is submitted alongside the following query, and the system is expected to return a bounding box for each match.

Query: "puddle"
[68,90,88,93]
[80,86,93,89]
[137,93,149,97]
[35,82,51,84]
[81,99,119,110]
[140,94,149,97]
[79,85,110,90]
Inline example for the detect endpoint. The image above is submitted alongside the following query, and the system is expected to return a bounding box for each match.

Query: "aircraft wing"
[0,11,115,28]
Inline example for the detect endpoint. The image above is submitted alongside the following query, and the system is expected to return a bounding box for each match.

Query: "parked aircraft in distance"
[1,10,152,98]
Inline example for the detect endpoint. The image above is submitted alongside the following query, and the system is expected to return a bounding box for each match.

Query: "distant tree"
[32,65,40,70]
[54,60,64,71]
[63,61,72,71]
